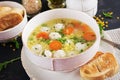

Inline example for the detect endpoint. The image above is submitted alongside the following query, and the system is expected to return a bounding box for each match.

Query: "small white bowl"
[22,9,100,72]
[0,1,27,42]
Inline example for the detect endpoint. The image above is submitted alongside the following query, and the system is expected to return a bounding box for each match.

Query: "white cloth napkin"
[106,28,120,44]
[105,28,120,54]
[105,28,120,80]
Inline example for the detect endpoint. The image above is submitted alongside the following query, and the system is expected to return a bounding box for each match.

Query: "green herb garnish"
[103,12,113,18]
[41,39,50,44]
[98,23,104,35]
[80,49,83,53]
[57,38,66,44]
[71,37,87,44]
[12,39,19,49]
[41,24,47,27]
[58,29,65,37]
[0,57,20,71]
[71,37,80,43]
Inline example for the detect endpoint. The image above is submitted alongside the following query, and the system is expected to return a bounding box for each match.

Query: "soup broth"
[27,18,96,58]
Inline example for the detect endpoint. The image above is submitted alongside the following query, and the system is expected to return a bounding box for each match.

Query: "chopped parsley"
[0,57,20,71]
[103,12,113,18]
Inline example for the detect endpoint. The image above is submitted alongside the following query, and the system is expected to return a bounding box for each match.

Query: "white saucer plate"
[21,32,120,80]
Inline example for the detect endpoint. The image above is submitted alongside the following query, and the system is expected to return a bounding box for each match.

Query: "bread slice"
[80,52,119,80]
[0,13,23,31]
[0,6,11,12]
[10,8,24,17]
[0,6,23,31]
[0,6,23,17]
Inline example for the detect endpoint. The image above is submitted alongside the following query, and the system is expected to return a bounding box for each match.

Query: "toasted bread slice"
[0,6,23,31]
[0,7,23,17]
[90,51,104,62]
[80,52,119,80]
[0,6,12,14]
[0,6,12,18]
[10,8,24,17]
[0,13,23,31]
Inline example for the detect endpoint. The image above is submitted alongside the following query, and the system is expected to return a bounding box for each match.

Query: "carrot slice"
[36,32,49,39]
[80,23,92,33]
[49,40,62,50]
[72,21,81,29]
[83,32,96,41]
[63,26,74,35]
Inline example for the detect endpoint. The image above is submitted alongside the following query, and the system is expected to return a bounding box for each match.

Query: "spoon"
[101,38,120,50]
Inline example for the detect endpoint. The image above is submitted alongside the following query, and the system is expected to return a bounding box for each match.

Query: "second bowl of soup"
[22,9,100,72]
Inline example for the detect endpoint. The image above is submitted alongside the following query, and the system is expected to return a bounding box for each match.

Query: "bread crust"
[0,6,23,31]
[0,7,12,19]
[0,13,23,31]
[80,52,119,80]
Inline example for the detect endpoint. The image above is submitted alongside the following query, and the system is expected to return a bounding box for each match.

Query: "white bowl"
[22,9,100,72]
[0,1,27,42]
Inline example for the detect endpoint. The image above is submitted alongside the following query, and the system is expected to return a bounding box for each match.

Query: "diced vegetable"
[72,21,81,29]
[63,26,74,35]
[80,24,92,32]
[49,40,62,50]
[36,32,49,39]
[63,39,75,51]
[41,24,47,27]
[57,38,66,44]
[83,32,96,41]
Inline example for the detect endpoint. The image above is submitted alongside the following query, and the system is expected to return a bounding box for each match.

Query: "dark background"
[0,0,120,80]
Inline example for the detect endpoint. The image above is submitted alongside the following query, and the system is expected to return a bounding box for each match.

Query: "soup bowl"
[0,1,27,42]
[22,9,100,72]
